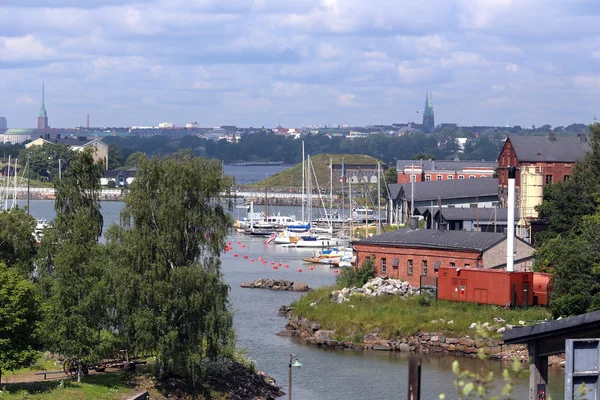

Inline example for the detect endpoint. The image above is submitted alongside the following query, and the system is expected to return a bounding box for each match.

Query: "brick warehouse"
[497,133,591,211]
[352,229,534,288]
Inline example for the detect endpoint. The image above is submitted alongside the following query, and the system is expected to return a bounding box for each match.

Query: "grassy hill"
[247,154,384,189]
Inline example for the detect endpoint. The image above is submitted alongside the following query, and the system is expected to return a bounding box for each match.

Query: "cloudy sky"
[1,0,599,129]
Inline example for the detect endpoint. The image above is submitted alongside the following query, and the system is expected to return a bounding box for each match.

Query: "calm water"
[224,164,292,185]
[20,199,565,399]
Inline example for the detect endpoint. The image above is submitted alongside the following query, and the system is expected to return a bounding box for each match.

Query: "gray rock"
[292,282,309,292]
[399,343,411,352]
[496,327,506,333]
[469,322,477,329]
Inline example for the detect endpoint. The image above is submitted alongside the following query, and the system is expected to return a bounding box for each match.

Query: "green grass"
[0,372,138,400]
[292,286,552,341]
[5,354,59,376]
[244,153,384,188]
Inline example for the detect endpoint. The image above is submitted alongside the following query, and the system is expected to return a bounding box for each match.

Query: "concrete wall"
[482,239,535,271]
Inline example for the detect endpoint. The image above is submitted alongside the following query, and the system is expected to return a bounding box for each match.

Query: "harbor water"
[20,199,565,399]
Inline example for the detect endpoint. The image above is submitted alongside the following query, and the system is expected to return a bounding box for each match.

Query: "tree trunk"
[78,363,81,383]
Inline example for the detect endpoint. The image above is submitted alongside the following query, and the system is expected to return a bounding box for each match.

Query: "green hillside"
[247,154,385,189]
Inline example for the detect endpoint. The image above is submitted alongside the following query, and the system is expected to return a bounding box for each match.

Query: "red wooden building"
[352,228,534,288]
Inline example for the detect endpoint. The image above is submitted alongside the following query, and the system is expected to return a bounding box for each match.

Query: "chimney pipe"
[409,216,418,230]
[506,167,516,272]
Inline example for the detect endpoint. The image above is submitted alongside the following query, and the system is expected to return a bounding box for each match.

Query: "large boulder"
[292,282,309,292]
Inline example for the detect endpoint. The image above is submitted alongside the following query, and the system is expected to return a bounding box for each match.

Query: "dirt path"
[1,367,123,384]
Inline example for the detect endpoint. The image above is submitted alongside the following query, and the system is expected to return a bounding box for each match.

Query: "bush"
[550,293,591,318]
[336,258,376,288]
[107,180,117,188]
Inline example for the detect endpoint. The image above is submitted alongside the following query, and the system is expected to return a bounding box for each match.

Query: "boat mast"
[307,155,312,225]
[265,173,268,222]
[341,157,345,238]
[377,161,381,235]
[349,173,353,239]
[27,157,30,215]
[329,157,333,216]
[4,155,10,210]
[301,141,305,223]
[11,158,17,210]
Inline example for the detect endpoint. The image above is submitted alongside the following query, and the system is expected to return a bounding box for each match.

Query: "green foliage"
[107,143,124,170]
[0,207,37,276]
[533,123,600,318]
[19,143,75,181]
[0,263,42,375]
[440,325,527,400]
[106,152,236,389]
[39,149,109,366]
[335,258,376,288]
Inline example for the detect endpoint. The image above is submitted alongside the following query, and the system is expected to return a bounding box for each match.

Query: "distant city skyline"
[1,1,599,128]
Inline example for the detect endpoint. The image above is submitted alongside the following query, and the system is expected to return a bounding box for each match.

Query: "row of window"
[380,258,470,276]
[544,174,571,184]
[424,174,487,181]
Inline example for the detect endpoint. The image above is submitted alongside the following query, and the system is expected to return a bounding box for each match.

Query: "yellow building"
[25,137,109,170]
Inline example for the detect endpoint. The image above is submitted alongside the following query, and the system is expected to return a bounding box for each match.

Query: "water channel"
[16,163,565,398]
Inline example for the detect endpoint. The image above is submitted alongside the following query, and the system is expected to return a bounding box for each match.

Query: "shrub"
[336,258,376,288]
[550,293,591,318]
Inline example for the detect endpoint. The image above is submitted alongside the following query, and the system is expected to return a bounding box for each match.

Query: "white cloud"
[505,63,519,72]
[0,35,55,61]
[336,92,357,107]
[16,95,34,105]
[573,74,600,91]
[397,63,433,83]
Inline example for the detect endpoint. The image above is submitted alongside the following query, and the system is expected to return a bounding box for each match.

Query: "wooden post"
[408,356,421,400]
[528,341,548,400]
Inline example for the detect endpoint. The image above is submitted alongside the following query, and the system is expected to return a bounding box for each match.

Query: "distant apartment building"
[1,128,34,144]
[497,133,591,219]
[185,121,200,129]
[396,159,496,184]
[158,122,174,128]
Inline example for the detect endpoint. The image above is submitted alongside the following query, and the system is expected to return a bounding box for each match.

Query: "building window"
[450,262,455,267]
[422,260,427,275]
[545,174,553,184]
[408,260,413,276]
[469,175,475,179]
[410,175,416,182]
[436,175,442,181]
[458,175,464,179]
[465,263,470,267]
[448,175,453,180]
[381,258,387,274]
[564,175,571,181]
[425,174,431,181]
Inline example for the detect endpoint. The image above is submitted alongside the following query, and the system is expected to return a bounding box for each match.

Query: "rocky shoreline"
[277,307,565,367]
[241,278,309,292]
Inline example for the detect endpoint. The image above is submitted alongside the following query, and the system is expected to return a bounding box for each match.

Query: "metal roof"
[507,135,591,163]
[388,178,498,202]
[436,207,519,223]
[396,159,497,171]
[503,310,600,345]
[354,228,506,252]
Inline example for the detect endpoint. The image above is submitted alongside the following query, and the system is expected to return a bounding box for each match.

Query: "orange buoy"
[277,262,282,266]
[258,257,263,261]
[273,266,278,270]
[241,244,245,248]
[270,261,275,265]
[227,242,231,246]
[250,259,254,262]
[308,266,313,271]
[334,269,339,274]
[233,253,238,258]
[237,241,241,245]
[284,264,289,268]
[262,260,267,264]
[243,255,248,259]
[297,268,303,272]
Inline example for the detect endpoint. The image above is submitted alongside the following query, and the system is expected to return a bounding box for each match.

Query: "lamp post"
[288,353,302,400]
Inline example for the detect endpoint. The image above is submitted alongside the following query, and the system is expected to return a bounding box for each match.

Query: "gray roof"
[436,207,519,223]
[355,228,506,252]
[507,135,591,163]
[396,159,497,171]
[388,178,498,202]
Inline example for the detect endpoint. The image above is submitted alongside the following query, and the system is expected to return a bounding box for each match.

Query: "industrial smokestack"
[86,113,89,129]
[506,167,516,272]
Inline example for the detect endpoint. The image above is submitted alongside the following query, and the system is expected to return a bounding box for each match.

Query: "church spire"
[422,91,435,132]
[38,81,49,129]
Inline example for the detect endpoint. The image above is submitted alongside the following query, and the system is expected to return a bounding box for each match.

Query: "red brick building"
[352,229,534,287]
[497,133,591,207]
[396,159,496,184]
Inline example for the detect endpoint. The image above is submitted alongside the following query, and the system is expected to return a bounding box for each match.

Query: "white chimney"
[506,167,516,272]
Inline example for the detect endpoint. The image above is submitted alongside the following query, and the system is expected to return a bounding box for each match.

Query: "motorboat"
[295,235,344,248]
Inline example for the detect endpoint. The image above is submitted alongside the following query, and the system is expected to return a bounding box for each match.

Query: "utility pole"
[410,163,415,218]
[27,157,30,215]
[377,162,381,235]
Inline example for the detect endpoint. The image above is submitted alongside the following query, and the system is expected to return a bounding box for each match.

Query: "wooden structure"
[503,310,600,400]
